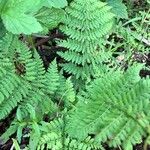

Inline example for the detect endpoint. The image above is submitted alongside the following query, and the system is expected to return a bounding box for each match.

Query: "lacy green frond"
[54,74,76,108]
[0,34,59,120]
[37,118,103,150]
[58,0,115,80]
[0,34,77,147]
[44,59,60,95]
[0,119,18,144]
[67,65,150,149]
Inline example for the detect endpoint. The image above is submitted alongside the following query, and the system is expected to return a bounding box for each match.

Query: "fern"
[0,34,59,120]
[0,36,29,119]
[58,0,115,80]
[67,65,150,149]
[0,1,148,149]
[54,75,76,108]
[0,34,77,147]
[44,59,60,95]
[37,118,103,150]
[1,116,103,149]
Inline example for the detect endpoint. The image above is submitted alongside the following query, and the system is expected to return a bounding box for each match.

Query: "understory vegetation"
[0,0,150,150]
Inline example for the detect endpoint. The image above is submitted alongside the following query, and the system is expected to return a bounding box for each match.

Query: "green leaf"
[1,9,43,34]
[45,0,68,8]
[26,104,37,120]
[106,0,128,19]
[0,124,18,144]
[16,107,23,122]
[17,126,23,144]
[123,141,133,150]
[29,123,41,150]
[13,0,45,14]
[65,78,75,102]
[36,8,65,33]
[12,139,21,150]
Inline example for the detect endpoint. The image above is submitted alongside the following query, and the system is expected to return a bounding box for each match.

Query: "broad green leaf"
[45,0,68,8]
[12,0,45,14]
[106,0,128,19]
[1,9,43,34]
[35,8,65,33]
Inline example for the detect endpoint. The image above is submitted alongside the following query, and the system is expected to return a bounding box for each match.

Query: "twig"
[35,33,66,47]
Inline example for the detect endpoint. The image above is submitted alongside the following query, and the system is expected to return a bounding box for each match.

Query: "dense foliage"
[0,0,150,150]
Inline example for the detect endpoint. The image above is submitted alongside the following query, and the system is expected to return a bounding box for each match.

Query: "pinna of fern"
[58,0,115,81]
[67,64,150,150]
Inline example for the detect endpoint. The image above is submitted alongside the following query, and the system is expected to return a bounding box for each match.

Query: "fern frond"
[44,59,60,95]
[0,33,14,54]
[0,80,30,120]
[38,118,103,150]
[54,74,76,107]
[64,78,76,103]
[0,34,59,120]
[58,0,115,80]
[67,65,150,149]
[0,120,18,144]
[64,136,103,150]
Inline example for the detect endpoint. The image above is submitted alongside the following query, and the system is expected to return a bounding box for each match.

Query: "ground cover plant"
[0,0,150,150]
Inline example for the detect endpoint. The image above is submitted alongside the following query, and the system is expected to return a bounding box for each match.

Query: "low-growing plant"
[0,0,67,34]
[0,0,149,150]
[58,0,115,81]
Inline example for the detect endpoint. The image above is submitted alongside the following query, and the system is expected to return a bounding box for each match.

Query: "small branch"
[38,46,67,56]
[35,33,66,47]
[32,34,50,38]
